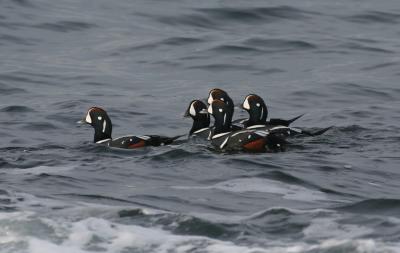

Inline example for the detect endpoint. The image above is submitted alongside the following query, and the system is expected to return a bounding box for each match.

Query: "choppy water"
[1,0,400,252]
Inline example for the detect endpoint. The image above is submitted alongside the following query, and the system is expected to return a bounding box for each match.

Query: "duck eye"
[219,108,223,112]
[256,103,260,107]
[98,116,102,121]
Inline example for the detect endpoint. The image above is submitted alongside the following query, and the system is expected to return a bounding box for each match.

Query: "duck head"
[184,100,210,135]
[242,94,268,127]
[81,107,112,143]
[208,100,232,135]
[207,88,234,116]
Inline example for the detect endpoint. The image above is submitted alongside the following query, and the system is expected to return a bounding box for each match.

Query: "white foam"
[303,217,373,240]
[8,165,76,175]
[172,178,328,202]
[25,217,275,253]
[0,193,399,253]
[0,209,397,253]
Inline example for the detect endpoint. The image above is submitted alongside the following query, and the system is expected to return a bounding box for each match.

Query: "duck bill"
[198,108,208,114]
[183,109,191,118]
[77,119,88,124]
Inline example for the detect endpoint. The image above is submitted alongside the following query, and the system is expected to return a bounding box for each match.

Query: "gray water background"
[0,0,400,252]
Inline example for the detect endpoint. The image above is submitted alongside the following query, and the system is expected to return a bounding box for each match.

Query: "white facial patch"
[208,93,214,104]
[189,103,196,116]
[218,108,223,113]
[102,121,107,133]
[208,105,213,114]
[256,103,260,107]
[243,97,250,110]
[85,112,92,124]
[98,116,102,121]
[220,97,224,101]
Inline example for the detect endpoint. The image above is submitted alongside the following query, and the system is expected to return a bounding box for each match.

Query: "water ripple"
[195,6,316,22]
[243,38,317,50]
[157,6,316,29]
[33,21,97,32]
[346,11,400,24]
[0,105,35,113]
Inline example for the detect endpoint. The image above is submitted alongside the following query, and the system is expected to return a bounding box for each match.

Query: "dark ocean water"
[1,0,400,252]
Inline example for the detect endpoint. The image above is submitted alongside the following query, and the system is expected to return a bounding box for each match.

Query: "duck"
[207,88,234,116]
[80,107,183,148]
[184,100,211,138]
[240,94,303,128]
[207,100,286,152]
[241,94,331,136]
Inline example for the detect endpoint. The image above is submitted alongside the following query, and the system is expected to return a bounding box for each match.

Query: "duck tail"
[161,134,186,145]
[269,114,305,127]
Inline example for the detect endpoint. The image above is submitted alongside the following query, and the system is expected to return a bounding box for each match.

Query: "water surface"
[1,0,400,252]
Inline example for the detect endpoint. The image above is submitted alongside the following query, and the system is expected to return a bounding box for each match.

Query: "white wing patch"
[289,127,302,133]
[139,135,151,140]
[96,138,111,144]
[194,127,209,134]
[270,126,288,131]
[212,132,230,139]
[255,131,268,137]
[220,136,229,149]
[230,130,248,137]
[247,125,267,129]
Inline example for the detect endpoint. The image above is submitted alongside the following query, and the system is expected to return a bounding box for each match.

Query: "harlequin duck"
[207,88,243,131]
[242,94,331,136]
[207,88,234,114]
[80,107,183,148]
[208,100,286,152]
[184,100,211,138]
[240,94,303,128]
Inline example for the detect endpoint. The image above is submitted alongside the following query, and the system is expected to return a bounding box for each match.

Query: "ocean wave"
[205,45,264,54]
[337,199,400,217]
[345,11,400,24]
[340,42,393,54]
[172,177,328,202]
[361,62,399,71]
[33,21,97,33]
[243,38,317,50]
[0,34,36,46]
[186,64,279,73]
[0,210,398,253]
[0,105,35,113]
[156,6,316,29]
[0,83,26,95]
[9,0,34,7]
[195,6,316,22]
[328,82,394,99]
